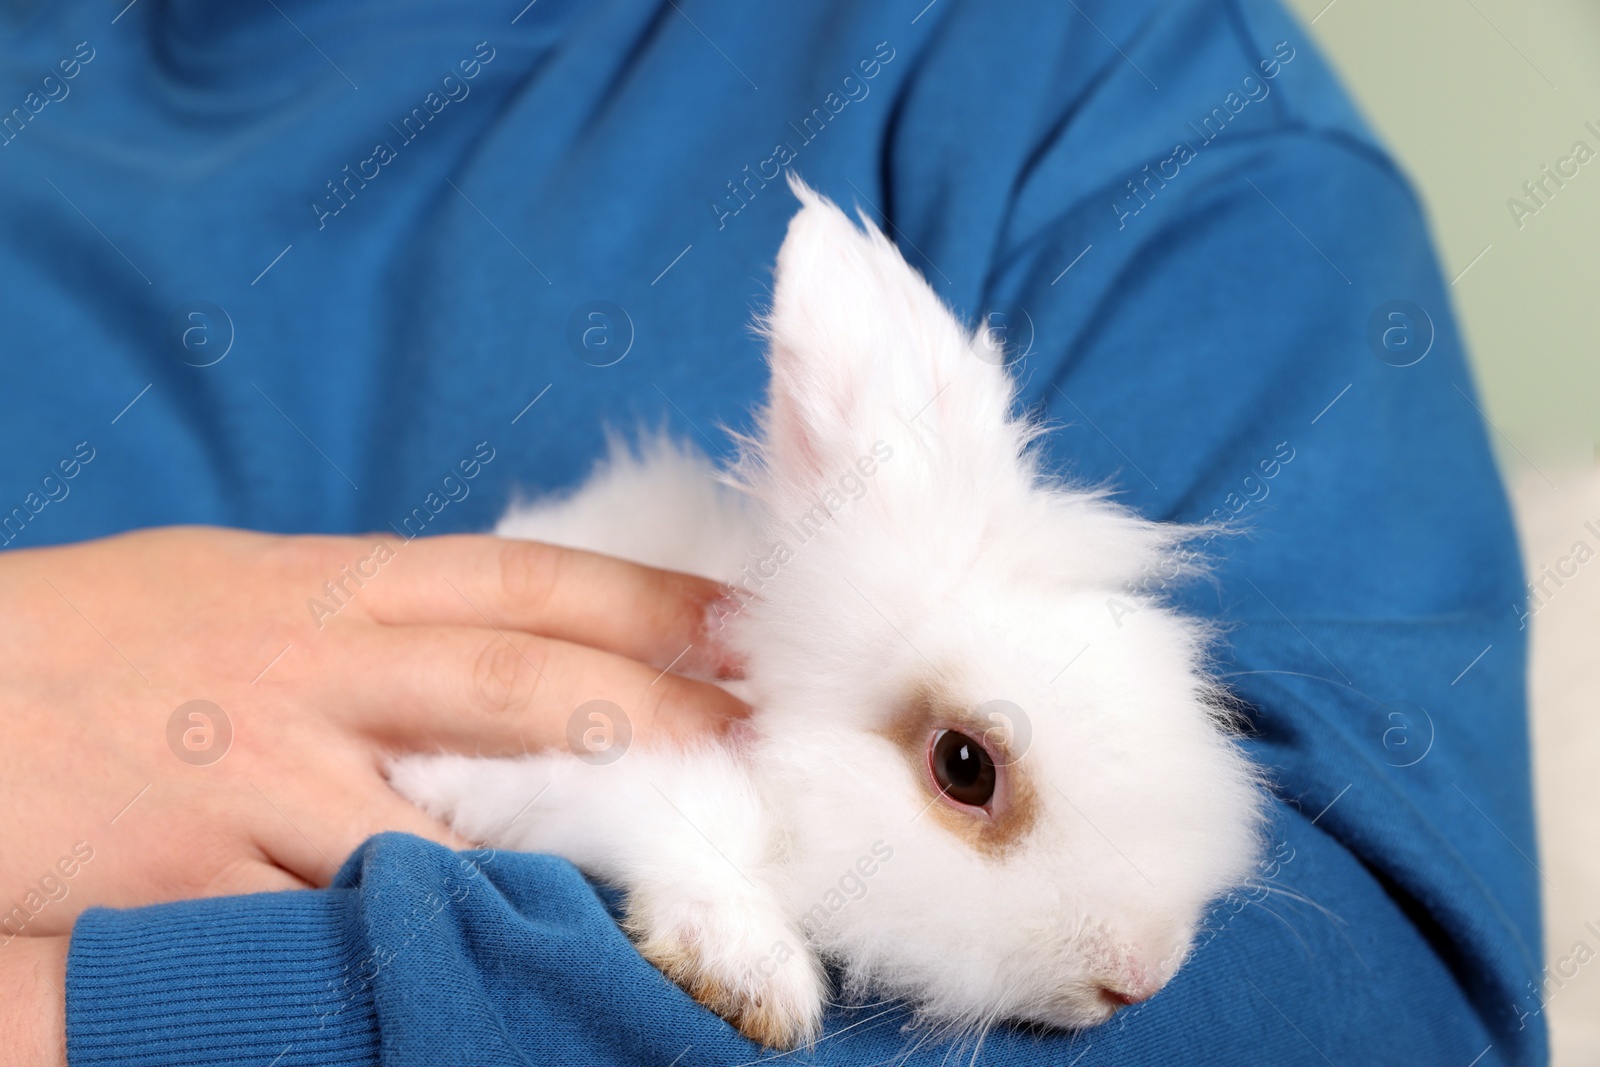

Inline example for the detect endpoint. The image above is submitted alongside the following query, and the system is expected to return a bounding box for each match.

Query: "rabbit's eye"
[929,729,996,807]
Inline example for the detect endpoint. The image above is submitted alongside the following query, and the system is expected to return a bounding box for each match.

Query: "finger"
[251,774,473,887]
[317,623,750,757]
[345,534,741,678]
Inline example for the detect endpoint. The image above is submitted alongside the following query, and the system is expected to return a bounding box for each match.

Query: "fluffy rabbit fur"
[390,177,1266,1048]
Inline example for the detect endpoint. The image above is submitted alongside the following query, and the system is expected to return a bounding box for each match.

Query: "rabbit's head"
[723,178,1266,1033]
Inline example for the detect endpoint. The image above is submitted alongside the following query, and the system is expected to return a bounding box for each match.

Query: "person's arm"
[0,936,66,1067]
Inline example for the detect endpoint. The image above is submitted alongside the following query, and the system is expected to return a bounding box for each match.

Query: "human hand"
[0,526,745,935]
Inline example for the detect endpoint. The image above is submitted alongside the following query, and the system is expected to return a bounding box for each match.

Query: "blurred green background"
[1284,0,1598,474]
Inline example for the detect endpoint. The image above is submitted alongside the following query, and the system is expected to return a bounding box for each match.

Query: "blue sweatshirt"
[0,0,1543,1063]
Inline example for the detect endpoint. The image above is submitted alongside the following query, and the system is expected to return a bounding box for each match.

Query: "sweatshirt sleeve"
[68,885,379,1067]
[65,834,763,1067]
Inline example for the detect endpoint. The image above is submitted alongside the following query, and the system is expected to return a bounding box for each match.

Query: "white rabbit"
[389,177,1266,1048]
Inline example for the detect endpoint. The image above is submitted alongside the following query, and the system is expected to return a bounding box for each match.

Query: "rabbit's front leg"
[389,748,826,1048]
[621,847,826,1048]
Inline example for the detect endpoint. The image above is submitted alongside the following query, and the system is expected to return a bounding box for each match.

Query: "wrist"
[0,935,68,1067]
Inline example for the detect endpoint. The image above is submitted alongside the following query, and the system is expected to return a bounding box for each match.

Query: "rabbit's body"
[391,178,1266,1048]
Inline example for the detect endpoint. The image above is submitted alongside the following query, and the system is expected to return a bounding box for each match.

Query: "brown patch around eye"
[879,680,1039,858]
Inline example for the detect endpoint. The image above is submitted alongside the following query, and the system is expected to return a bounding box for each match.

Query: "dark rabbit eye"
[929,729,996,807]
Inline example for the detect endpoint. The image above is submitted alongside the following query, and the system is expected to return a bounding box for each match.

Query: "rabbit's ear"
[757,175,1022,492]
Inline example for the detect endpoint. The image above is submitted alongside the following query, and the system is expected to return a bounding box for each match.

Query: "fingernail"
[694,588,748,679]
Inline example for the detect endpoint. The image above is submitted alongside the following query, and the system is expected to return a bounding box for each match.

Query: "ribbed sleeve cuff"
[66,890,378,1067]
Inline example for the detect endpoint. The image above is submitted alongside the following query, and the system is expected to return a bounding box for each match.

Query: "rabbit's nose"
[1097,984,1151,1008]
[1095,963,1163,1010]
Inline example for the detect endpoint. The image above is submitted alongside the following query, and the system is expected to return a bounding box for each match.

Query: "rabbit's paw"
[628,893,826,1049]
